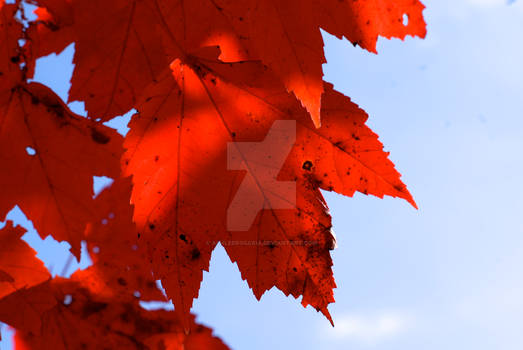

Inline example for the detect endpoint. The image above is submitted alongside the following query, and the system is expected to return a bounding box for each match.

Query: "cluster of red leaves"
[0,0,425,348]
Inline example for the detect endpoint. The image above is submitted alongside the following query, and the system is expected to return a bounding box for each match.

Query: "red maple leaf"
[122,49,415,323]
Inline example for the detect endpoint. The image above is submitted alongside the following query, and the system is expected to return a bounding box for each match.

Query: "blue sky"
[2,0,523,349]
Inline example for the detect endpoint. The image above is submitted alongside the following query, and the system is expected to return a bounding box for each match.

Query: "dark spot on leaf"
[302,160,313,171]
[46,22,59,31]
[149,223,155,230]
[190,248,201,260]
[91,128,110,144]
[10,56,20,63]
[117,277,127,286]
[394,184,405,192]
[179,234,187,243]
[82,301,108,318]
[47,103,65,118]
[120,312,130,323]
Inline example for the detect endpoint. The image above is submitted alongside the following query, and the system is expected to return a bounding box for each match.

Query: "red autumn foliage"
[0,0,426,348]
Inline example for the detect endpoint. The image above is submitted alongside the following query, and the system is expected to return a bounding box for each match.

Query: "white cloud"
[322,311,411,344]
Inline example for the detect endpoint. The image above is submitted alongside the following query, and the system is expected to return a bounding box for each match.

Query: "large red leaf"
[122,50,415,322]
